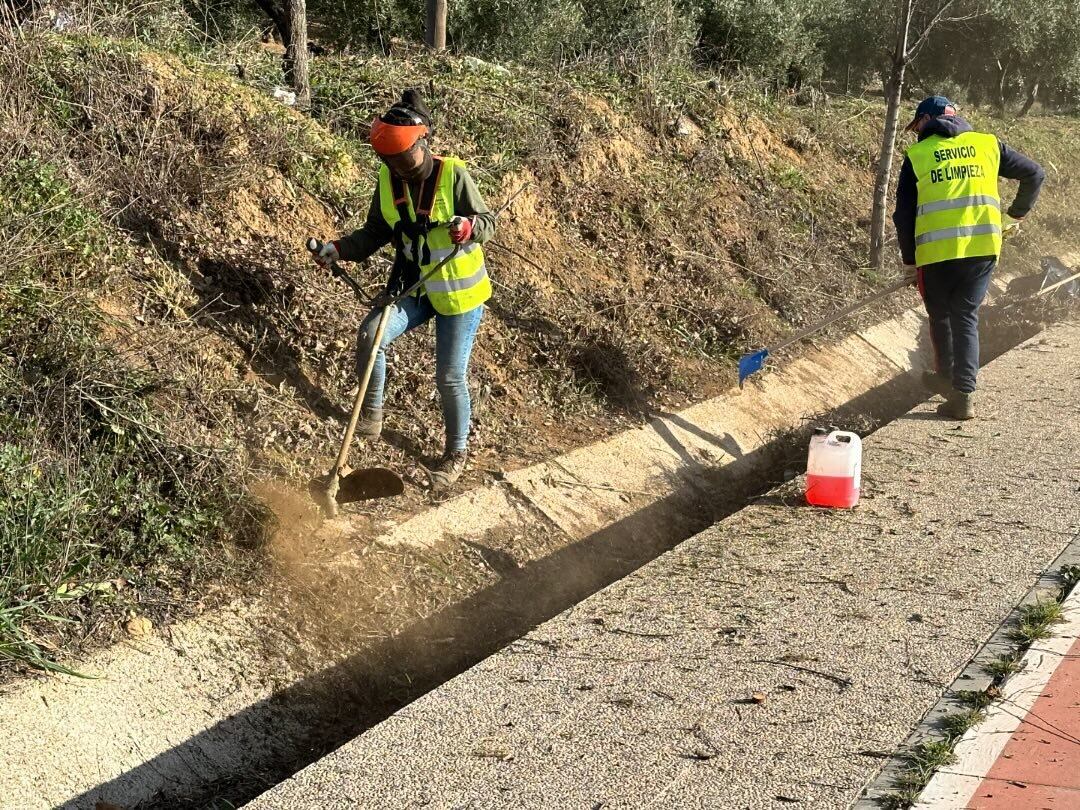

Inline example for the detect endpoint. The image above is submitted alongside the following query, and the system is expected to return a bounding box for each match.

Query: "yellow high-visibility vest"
[907,131,1002,267]
[378,156,491,316]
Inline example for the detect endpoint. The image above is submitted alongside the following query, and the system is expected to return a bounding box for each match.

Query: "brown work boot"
[428,450,468,491]
[921,370,953,397]
[356,407,383,439]
[937,390,975,420]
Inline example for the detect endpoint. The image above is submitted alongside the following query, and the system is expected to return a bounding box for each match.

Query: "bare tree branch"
[909,1,990,61]
[907,0,958,59]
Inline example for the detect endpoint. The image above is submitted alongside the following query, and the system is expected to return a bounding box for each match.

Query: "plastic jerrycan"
[805,427,862,508]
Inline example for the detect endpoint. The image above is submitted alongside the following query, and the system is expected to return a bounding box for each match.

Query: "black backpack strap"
[410,157,446,267]
[415,157,445,218]
[389,159,446,279]
[389,173,413,253]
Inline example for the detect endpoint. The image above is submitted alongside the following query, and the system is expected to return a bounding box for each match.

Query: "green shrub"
[0,155,264,673]
[0,158,108,264]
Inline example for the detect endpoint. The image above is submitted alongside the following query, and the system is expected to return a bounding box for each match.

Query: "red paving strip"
[967,637,1080,809]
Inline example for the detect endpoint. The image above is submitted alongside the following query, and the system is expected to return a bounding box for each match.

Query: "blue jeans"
[358,296,483,453]
[917,257,995,394]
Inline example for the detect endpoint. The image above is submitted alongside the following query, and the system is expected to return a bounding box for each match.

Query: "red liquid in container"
[805,473,859,508]
[805,429,862,509]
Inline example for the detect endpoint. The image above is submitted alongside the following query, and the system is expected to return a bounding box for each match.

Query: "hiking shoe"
[357,407,383,439]
[921,370,953,397]
[428,450,468,491]
[937,391,975,420]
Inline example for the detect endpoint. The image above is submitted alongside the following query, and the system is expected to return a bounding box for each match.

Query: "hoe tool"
[738,277,911,387]
[307,236,461,516]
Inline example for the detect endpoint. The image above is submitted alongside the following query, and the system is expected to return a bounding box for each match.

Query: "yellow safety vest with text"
[378,156,491,316]
[907,131,1002,267]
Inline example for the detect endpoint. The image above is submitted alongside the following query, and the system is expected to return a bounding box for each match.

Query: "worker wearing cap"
[893,95,1044,419]
[313,89,494,490]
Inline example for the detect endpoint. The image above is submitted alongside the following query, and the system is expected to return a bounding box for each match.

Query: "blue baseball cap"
[905,95,958,131]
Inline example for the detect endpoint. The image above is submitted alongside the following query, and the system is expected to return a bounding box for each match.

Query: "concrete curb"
[914,574,1080,808]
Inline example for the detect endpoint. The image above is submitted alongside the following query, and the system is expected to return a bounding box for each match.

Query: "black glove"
[369,290,395,310]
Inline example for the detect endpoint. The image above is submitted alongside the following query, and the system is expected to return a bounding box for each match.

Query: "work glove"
[312,240,341,268]
[369,290,395,310]
[904,265,919,288]
[448,216,473,245]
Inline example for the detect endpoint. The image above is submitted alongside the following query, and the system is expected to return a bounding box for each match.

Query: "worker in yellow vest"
[313,90,493,490]
[893,96,1044,420]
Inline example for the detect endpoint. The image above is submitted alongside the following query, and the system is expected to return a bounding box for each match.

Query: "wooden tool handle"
[332,304,393,479]
[768,277,912,355]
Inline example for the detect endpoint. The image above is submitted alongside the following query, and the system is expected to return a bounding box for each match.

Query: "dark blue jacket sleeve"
[892,156,918,265]
[998,141,1045,218]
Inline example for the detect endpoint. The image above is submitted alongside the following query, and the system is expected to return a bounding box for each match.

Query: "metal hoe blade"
[336,467,406,503]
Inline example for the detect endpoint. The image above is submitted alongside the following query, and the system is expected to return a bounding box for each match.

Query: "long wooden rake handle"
[331,303,393,480]
[766,277,912,356]
[306,239,463,498]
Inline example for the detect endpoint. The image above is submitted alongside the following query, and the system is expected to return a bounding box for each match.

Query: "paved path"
[915,583,1080,810]
[247,322,1080,810]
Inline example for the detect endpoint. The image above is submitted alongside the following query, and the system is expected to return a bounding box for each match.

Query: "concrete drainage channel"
[2,261,1074,810]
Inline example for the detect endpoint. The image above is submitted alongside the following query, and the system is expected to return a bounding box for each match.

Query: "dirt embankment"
[54,44,882,485]
[3,30,1080,673]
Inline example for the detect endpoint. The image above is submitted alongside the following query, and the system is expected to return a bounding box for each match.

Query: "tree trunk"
[996,59,1009,118]
[869,0,913,270]
[425,0,447,50]
[251,0,310,110]
[1018,79,1040,118]
[870,62,907,269]
[284,0,310,110]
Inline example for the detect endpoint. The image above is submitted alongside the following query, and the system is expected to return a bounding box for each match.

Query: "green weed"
[940,708,986,742]
[879,740,957,808]
[0,157,108,265]
[985,651,1024,681]
[774,164,808,191]
[955,689,994,711]
[878,790,922,810]
[1009,598,1064,646]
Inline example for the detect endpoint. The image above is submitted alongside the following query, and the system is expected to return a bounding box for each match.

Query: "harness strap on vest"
[389,158,444,270]
[416,158,445,217]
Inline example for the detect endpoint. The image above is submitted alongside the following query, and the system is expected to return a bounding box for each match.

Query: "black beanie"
[382,88,433,130]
